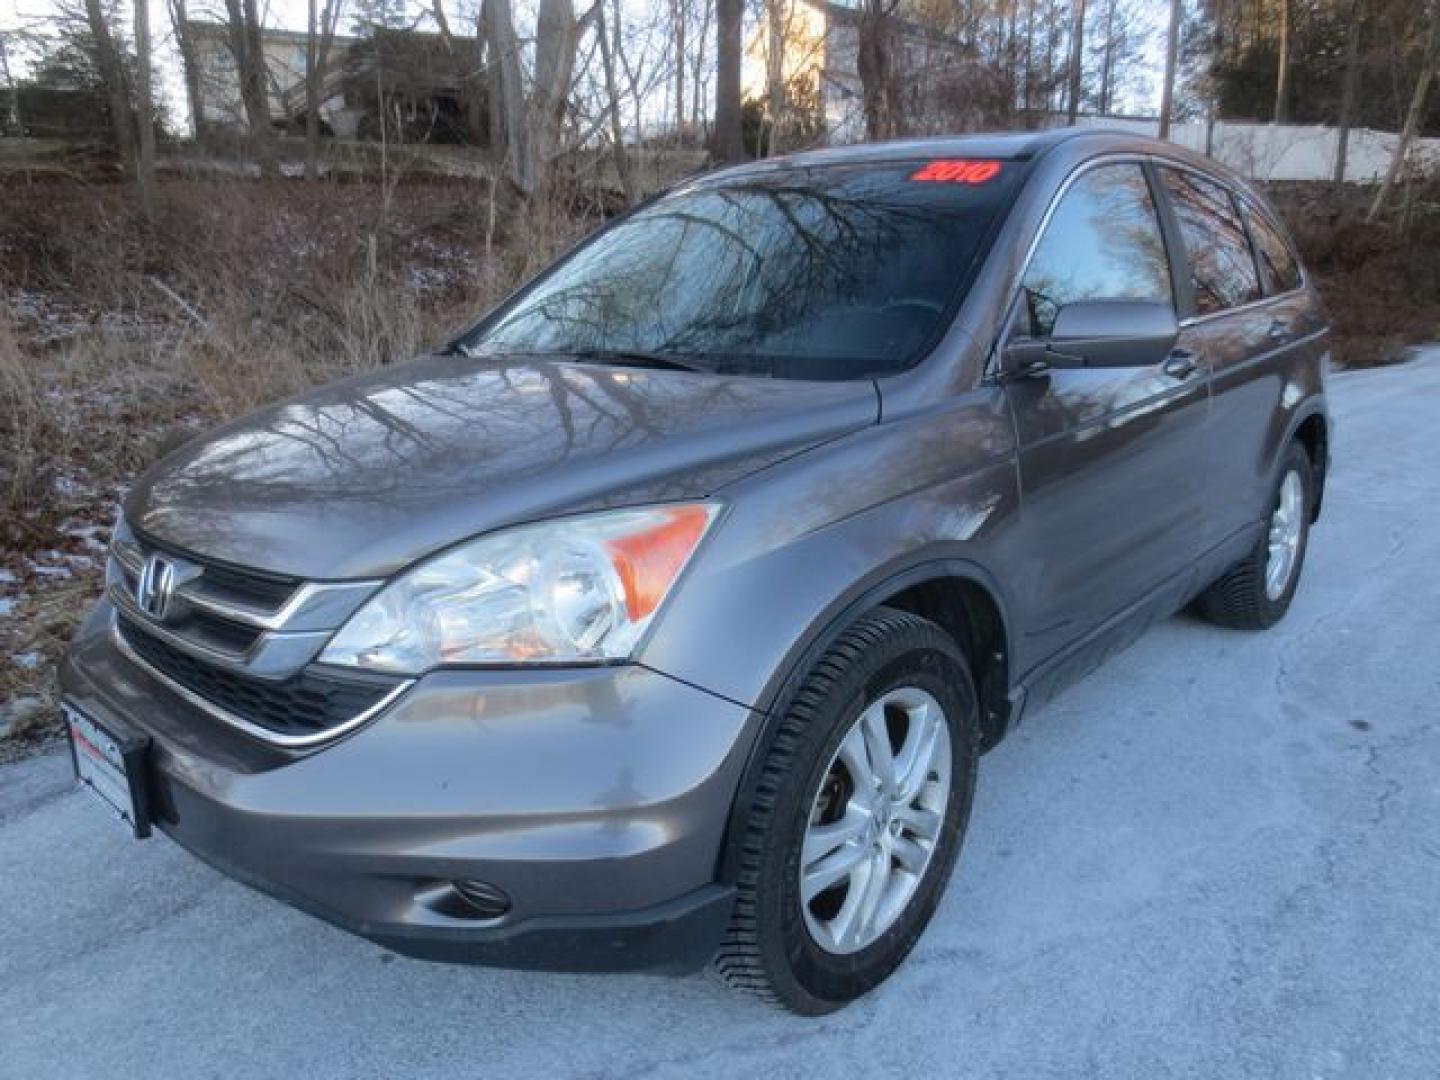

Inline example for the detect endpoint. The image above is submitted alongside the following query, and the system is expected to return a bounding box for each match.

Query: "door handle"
[1162,349,1198,379]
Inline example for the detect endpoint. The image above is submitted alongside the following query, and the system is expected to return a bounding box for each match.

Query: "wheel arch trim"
[713,553,1015,887]
[1280,400,1330,522]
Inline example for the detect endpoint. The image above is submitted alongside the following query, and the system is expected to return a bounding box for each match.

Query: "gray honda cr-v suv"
[60,129,1330,1013]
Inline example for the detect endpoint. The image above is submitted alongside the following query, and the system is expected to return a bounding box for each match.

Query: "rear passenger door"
[1002,161,1210,665]
[1154,166,1316,552]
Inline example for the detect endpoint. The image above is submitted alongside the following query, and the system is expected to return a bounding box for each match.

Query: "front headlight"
[318,503,720,674]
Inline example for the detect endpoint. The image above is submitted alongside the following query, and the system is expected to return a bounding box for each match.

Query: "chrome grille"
[116,613,404,742]
[108,520,402,745]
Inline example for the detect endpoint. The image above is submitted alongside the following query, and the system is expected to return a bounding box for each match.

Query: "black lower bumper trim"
[161,821,735,975]
[365,885,737,975]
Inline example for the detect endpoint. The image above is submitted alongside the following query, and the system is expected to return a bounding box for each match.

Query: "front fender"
[638,389,1023,713]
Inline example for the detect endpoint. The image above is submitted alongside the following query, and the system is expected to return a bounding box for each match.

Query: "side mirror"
[1005,299,1180,374]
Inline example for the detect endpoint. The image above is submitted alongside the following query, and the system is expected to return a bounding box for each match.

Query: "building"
[744,0,993,145]
[186,21,484,144]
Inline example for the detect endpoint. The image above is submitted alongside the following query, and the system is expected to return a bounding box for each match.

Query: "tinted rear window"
[462,161,1025,379]
[1159,167,1264,316]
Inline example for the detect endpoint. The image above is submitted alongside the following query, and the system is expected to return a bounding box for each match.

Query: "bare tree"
[713,0,743,161]
[1065,0,1085,123]
[1158,0,1181,138]
[1333,0,1364,182]
[482,0,528,186]
[81,0,137,172]
[1366,0,1440,221]
[691,0,712,129]
[167,0,206,144]
[222,0,279,178]
[858,0,900,140]
[529,0,581,193]
[134,0,156,213]
[480,0,583,198]
[670,0,685,132]
[1273,0,1291,122]
[304,0,346,180]
[595,0,638,199]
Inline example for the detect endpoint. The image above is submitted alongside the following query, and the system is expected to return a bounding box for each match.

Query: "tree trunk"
[532,0,579,195]
[306,0,320,180]
[1367,3,1440,221]
[223,0,279,179]
[1021,0,1034,114]
[713,0,743,161]
[1065,0,1086,123]
[1158,0,1181,139]
[83,0,137,173]
[691,0,711,128]
[765,0,786,153]
[134,0,157,214]
[167,0,206,144]
[1274,0,1291,122]
[858,0,895,140]
[671,0,685,134]
[596,0,638,201]
[482,0,529,190]
[1098,0,1114,115]
[1333,0,1364,183]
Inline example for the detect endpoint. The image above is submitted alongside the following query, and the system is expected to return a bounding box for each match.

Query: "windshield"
[460,160,1025,379]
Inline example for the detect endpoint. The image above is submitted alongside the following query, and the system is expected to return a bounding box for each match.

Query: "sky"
[0,0,1171,135]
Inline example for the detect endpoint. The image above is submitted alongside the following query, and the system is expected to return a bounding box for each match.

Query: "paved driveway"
[3,358,1439,1079]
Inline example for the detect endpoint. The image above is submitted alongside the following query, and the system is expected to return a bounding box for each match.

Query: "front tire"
[1196,440,1314,630]
[712,607,979,1013]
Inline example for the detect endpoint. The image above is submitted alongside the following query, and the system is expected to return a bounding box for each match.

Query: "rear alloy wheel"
[713,607,978,1013]
[1196,440,1314,630]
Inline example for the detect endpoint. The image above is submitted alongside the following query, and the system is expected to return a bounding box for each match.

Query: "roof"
[700,130,1082,183]
[697,129,1218,185]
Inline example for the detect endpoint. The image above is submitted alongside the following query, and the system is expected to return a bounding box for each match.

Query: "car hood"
[127,354,878,580]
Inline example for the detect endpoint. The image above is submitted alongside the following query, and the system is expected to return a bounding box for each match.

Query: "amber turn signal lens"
[604,505,714,621]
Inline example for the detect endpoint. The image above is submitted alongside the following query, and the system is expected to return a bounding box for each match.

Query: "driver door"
[1001,160,1210,668]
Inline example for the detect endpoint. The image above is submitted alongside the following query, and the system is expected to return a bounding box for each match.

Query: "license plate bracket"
[64,700,153,839]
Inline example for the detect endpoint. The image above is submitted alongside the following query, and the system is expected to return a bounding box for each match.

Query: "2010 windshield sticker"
[910,160,1003,184]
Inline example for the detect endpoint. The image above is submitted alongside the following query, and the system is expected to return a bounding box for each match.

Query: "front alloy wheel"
[800,687,951,955]
[713,607,978,1014]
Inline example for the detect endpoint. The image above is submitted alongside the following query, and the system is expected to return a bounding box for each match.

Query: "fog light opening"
[452,879,511,920]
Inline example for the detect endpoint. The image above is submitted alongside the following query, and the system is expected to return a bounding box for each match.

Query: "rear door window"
[1017,163,1172,338]
[1244,203,1303,294]
[1159,167,1263,316]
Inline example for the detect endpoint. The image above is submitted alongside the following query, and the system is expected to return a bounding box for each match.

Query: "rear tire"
[1195,441,1314,630]
[711,607,979,1014]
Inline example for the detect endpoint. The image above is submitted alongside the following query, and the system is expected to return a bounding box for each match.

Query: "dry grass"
[0,172,598,754]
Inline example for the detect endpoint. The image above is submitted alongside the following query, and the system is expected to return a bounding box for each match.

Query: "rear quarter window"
[1159,167,1264,317]
[1244,203,1303,294]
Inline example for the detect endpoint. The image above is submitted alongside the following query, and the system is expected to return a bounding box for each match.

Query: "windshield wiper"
[562,348,714,374]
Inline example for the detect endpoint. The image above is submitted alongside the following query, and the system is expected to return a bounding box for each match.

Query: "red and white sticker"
[910,159,1003,185]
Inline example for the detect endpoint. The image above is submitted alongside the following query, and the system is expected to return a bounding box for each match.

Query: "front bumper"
[60,600,758,974]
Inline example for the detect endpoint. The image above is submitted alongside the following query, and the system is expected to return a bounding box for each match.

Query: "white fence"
[1072,115,1440,182]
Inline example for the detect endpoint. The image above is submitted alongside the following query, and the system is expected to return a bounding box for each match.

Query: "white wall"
[1072,116,1440,182]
